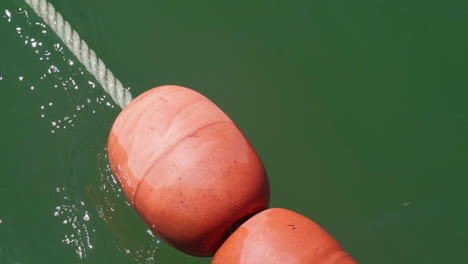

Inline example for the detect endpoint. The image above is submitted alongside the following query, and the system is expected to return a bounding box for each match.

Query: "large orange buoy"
[107,85,270,256]
[212,208,357,264]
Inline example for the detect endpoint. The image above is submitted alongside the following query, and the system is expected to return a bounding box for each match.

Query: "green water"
[1,0,467,263]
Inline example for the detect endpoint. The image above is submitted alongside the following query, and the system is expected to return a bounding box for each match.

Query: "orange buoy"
[212,208,357,264]
[107,85,270,256]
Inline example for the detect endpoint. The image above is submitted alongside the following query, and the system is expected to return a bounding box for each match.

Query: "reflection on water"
[86,149,161,263]
[49,150,161,263]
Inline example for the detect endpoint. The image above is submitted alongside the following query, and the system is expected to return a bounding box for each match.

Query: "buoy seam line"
[24,0,133,109]
[132,120,234,203]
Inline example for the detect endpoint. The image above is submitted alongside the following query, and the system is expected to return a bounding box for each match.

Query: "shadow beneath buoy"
[224,211,259,242]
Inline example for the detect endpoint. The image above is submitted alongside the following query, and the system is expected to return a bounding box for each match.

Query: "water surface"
[1,0,467,263]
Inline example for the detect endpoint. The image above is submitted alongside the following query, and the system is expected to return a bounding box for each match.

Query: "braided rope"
[25,0,133,109]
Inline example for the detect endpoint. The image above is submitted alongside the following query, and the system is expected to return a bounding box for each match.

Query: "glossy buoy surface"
[212,208,357,264]
[107,85,270,256]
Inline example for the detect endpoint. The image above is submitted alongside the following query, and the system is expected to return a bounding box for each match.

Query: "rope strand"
[24,0,133,109]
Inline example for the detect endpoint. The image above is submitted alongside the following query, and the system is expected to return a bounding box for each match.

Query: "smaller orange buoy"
[212,208,357,264]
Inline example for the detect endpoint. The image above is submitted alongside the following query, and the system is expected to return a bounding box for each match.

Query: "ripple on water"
[2,6,158,263]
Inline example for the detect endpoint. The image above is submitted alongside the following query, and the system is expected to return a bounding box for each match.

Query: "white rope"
[24,0,133,109]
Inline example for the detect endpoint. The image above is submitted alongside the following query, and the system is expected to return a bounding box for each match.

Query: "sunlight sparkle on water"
[1,7,159,262]
[53,187,94,259]
[3,7,119,136]
[5,9,11,22]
